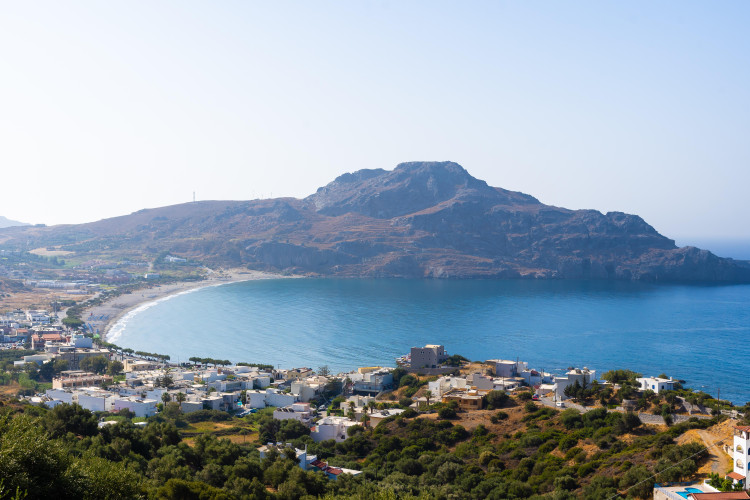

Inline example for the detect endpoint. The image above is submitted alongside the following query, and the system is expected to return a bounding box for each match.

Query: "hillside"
[1,161,749,282]
[0,215,28,228]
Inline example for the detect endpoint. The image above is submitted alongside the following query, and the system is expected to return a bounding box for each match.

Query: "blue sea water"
[110,279,750,404]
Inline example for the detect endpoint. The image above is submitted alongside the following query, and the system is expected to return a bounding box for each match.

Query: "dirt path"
[678,421,735,475]
[698,429,732,474]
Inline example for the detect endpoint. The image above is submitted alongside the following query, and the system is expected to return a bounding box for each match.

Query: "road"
[537,396,712,425]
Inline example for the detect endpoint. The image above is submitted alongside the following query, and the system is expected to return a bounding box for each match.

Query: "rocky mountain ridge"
[1,161,748,282]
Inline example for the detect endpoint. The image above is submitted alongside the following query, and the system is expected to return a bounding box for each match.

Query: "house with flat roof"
[311,416,359,442]
[637,376,677,394]
[410,344,448,369]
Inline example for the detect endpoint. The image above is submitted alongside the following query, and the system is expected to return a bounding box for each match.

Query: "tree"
[485,390,509,410]
[317,365,330,377]
[79,355,108,374]
[423,390,432,407]
[438,405,457,419]
[107,360,123,376]
[176,392,186,403]
[43,403,98,438]
[162,392,172,404]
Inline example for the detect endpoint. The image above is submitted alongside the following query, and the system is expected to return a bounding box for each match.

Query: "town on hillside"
[2,310,750,498]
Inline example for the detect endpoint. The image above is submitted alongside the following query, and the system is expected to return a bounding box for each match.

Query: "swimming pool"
[677,488,705,498]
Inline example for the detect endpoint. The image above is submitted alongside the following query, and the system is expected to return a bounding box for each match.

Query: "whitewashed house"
[636,376,676,394]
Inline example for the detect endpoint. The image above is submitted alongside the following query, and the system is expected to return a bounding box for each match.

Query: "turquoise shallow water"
[110,279,750,403]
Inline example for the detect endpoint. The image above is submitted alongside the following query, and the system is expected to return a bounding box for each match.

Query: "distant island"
[1,161,749,282]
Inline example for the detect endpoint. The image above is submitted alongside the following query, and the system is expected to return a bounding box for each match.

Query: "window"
[737,459,744,469]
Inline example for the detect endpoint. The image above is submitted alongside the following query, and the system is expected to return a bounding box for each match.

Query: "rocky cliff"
[2,161,748,282]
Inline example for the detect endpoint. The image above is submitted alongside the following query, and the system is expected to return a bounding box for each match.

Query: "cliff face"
[2,161,749,282]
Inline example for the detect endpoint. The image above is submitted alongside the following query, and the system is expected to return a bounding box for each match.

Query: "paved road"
[537,396,712,425]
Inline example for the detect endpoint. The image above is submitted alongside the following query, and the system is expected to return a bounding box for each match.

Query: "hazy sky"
[1,2,749,244]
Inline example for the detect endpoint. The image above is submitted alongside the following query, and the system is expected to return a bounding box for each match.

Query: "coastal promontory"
[1,161,748,282]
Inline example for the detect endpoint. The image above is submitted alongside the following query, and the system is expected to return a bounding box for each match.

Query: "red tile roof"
[325,467,343,476]
[690,492,750,500]
[726,471,746,480]
[736,426,750,433]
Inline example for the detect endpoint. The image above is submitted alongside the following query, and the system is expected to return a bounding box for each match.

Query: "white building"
[202,396,223,410]
[520,369,553,386]
[26,310,51,325]
[467,373,495,392]
[352,370,393,394]
[729,425,750,489]
[264,388,297,407]
[181,401,203,414]
[45,388,75,404]
[245,390,268,409]
[69,333,93,349]
[290,381,319,402]
[311,416,360,442]
[113,397,158,417]
[242,388,297,409]
[487,359,529,378]
[554,368,597,401]
[368,408,405,427]
[428,376,468,398]
[273,403,312,424]
[208,379,243,392]
[636,376,676,394]
[77,390,116,412]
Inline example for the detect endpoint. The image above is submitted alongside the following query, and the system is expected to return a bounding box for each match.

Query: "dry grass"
[29,248,75,257]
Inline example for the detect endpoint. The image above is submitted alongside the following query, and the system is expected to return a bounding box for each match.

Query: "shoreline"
[82,269,297,343]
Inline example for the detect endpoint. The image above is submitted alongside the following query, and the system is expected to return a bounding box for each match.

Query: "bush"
[523,401,538,413]
[490,411,509,424]
[184,410,232,423]
[438,406,457,420]
[485,390,509,410]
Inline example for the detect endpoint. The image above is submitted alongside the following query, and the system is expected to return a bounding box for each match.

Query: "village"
[2,306,750,498]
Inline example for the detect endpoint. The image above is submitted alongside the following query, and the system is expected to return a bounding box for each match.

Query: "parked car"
[555,401,565,408]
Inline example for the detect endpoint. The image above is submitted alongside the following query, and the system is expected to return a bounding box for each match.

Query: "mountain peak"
[306,161,530,218]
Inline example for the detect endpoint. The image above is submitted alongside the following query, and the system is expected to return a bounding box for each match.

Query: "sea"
[109,277,750,404]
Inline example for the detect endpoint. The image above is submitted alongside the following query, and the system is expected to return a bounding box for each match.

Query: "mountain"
[1,161,748,281]
[0,216,29,229]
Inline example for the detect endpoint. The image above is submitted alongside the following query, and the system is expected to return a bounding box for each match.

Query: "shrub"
[485,390,509,410]
[184,410,232,423]
[438,406,457,419]
[523,401,538,413]
[490,411,509,424]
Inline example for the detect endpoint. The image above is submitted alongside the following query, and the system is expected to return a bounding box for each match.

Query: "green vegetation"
[0,373,728,500]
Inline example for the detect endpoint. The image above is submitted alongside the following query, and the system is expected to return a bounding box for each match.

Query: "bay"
[110,279,750,403]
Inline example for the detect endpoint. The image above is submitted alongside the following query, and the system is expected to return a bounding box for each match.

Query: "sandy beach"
[83,269,293,341]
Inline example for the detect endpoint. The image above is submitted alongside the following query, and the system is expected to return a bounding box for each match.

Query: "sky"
[1,1,749,247]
